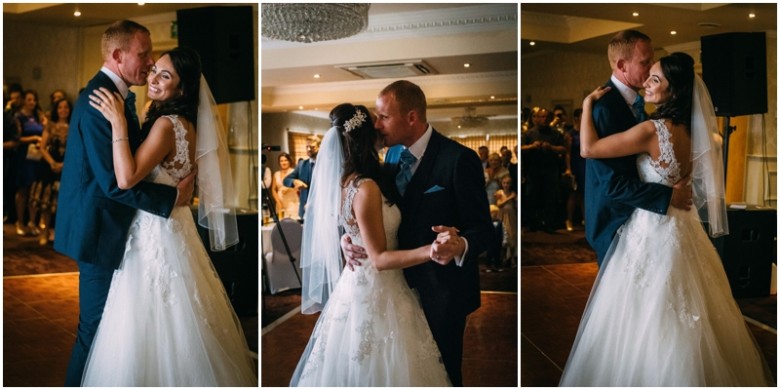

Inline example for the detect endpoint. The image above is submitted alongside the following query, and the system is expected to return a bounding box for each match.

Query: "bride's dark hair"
[142,47,202,135]
[330,103,397,205]
[649,52,694,128]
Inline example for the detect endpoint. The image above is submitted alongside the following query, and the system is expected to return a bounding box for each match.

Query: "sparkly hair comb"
[343,109,367,133]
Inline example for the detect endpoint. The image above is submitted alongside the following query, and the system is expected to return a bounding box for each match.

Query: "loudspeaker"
[700,32,767,117]
[194,209,259,316]
[177,6,255,104]
[708,206,776,298]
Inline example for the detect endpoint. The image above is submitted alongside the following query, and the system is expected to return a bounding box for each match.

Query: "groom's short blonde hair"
[607,30,651,69]
[101,20,150,60]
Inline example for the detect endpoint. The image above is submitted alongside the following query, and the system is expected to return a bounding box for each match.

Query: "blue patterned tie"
[395,148,417,196]
[126,90,139,128]
[632,94,647,122]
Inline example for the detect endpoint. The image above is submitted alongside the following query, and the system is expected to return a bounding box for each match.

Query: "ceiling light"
[138,3,145,5]
[530,41,536,46]
[261,4,370,43]
[749,13,756,18]
[632,12,639,17]
[298,106,304,110]
[313,74,321,79]
[464,63,470,68]
[74,9,81,17]
[670,30,677,35]
[490,95,496,100]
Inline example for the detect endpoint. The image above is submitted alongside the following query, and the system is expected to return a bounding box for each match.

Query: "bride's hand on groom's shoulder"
[341,234,366,271]
[89,87,124,124]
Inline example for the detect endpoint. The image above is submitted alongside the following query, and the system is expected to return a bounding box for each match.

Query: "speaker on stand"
[700,32,767,180]
[177,6,256,104]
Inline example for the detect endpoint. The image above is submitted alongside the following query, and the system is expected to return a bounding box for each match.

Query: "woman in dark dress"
[13,90,46,236]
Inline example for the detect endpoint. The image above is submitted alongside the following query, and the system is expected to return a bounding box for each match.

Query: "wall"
[261,112,330,172]
[3,21,82,107]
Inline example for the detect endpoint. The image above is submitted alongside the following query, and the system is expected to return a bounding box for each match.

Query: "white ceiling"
[261,3,519,136]
[521,3,776,56]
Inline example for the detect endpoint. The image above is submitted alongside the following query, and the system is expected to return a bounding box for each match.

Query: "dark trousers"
[429,312,467,386]
[64,261,114,386]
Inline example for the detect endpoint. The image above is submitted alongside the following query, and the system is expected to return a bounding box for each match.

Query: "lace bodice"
[339,177,401,251]
[149,115,193,186]
[636,119,681,186]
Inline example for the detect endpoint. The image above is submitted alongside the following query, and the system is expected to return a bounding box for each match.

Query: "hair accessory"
[343,109,366,133]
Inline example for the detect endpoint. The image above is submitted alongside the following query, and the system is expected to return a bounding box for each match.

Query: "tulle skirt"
[290,261,451,387]
[560,207,775,386]
[81,206,257,386]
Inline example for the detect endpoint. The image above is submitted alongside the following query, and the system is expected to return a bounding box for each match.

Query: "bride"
[81,47,257,386]
[289,103,451,386]
[560,52,774,386]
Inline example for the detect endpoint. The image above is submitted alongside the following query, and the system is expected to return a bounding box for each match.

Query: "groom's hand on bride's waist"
[341,234,366,271]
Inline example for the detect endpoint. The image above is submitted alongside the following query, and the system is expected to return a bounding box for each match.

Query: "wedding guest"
[564,108,585,231]
[33,98,71,245]
[283,135,320,219]
[13,90,47,236]
[4,108,20,222]
[272,152,299,219]
[495,174,517,267]
[522,106,566,232]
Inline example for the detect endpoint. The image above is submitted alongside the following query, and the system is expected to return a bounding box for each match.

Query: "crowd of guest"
[261,135,321,223]
[520,104,585,234]
[4,83,71,245]
[480,144,518,272]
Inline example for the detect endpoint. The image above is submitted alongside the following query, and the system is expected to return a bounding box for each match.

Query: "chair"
[263,218,303,294]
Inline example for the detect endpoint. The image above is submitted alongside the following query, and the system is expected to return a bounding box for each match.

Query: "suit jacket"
[283,158,314,218]
[384,129,493,322]
[584,79,672,264]
[54,71,176,268]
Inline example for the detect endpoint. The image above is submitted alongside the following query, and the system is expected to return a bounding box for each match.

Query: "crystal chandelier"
[261,3,371,43]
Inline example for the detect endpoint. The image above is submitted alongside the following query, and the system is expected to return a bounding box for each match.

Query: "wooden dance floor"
[261,291,518,386]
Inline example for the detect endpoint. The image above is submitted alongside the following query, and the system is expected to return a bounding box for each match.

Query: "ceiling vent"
[338,60,436,79]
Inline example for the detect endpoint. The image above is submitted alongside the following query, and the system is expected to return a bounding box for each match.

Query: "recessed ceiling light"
[464,63,470,68]
[670,30,677,35]
[490,95,495,100]
[313,74,320,79]
[138,3,145,5]
[749,13,756,18]
[298,106,304,110]
[632,12,639,17]
[74,9,81,17]
[530,41,536,46]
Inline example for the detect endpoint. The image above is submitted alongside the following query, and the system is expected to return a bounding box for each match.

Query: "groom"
[343,80,493,386]
[55,20,194,386]
[585,29,691,265]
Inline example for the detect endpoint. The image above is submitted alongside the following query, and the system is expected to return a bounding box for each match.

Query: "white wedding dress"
[560,119,774,386]
[290,177,451,386]
[81,116,257,386]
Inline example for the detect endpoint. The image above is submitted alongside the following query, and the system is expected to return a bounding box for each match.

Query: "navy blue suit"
[55,72,176,386]
[584,79,671,264]
[283,158,314,219]
[384,129,493,386]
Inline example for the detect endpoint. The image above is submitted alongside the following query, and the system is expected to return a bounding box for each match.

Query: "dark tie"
[126,90,139,128]
[395,148,417,196]
[632,94,647,122]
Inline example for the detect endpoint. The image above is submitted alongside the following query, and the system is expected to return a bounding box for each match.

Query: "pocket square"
[424,185,445,194]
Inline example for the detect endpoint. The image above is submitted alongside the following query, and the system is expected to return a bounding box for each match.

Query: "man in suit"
[343,80,493,386]
[585,29,690,265]
[55,20,194,386]
[283,135,319,219]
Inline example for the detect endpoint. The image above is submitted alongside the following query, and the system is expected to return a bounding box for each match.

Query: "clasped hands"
[341,225,465,271]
